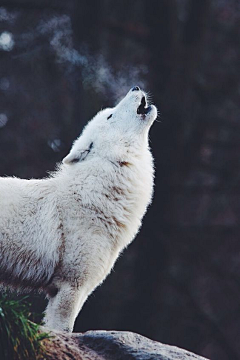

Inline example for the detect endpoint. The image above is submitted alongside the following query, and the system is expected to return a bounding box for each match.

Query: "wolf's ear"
[63,150,87,164]
[63,142,93,164]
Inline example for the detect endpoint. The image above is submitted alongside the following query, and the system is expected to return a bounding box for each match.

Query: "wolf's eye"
[107,114,112,120]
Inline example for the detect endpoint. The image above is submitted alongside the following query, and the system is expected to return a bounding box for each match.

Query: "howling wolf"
[0,86,157,331]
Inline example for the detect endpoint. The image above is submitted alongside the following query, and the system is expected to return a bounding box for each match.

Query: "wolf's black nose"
[132,86,140,91]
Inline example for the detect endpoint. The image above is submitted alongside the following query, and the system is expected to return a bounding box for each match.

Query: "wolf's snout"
[132,86,140,91]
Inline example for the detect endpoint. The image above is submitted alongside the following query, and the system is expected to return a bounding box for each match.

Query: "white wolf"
[0,87,157,332]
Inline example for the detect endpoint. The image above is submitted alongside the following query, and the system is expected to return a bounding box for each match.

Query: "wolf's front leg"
[43,282,88,332]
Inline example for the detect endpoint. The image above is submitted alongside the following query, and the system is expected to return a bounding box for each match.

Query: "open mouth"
[137,96,151,115]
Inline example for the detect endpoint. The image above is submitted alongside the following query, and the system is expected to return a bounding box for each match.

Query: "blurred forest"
[0,1,240,359]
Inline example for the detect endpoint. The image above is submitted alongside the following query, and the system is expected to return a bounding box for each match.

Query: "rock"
[41,329,209,360]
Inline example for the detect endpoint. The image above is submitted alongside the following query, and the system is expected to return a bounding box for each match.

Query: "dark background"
[0,1,240,359]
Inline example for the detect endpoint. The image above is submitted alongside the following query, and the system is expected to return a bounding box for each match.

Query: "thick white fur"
[0,88,157,332]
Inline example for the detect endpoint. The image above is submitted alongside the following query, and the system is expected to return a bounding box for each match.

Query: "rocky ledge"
[42,329,209,360]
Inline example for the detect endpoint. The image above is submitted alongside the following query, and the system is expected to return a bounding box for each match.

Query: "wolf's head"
[63,87,157,165]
